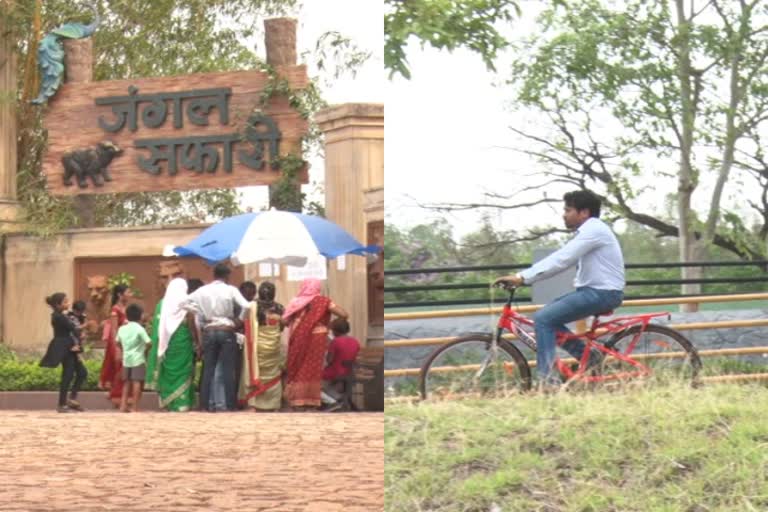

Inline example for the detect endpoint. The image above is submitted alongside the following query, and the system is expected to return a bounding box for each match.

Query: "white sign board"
[286,254,327,281]
[258,263,280,277]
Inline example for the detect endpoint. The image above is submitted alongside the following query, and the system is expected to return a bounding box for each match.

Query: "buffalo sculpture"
[62,141,123,188]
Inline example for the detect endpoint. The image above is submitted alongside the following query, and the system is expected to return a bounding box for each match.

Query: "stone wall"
[1,225,204,351]
[317,103,384,346]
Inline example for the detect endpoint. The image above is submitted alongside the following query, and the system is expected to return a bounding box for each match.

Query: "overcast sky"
[385,43,520,238]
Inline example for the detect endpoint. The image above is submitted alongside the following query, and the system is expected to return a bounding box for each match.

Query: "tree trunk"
[0,0,22,229]
[705,4,746,243]
[675,0,700,312]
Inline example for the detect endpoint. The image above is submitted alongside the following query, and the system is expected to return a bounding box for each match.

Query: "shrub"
[0,360,102,391]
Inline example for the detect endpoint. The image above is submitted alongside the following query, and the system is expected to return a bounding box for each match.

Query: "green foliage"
[505,0,768,261]
[0,359,102,391]
[304,31,372,83]
[268,153,306,212]
[384,0,521,79]
[107,272,143,299]
[254,62,329,212]
[0,344,19,363]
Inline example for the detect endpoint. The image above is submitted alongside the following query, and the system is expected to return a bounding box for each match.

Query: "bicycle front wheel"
[603,325,702,385]
[419,334,532,400]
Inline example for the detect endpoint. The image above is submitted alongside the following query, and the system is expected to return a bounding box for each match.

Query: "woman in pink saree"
[282,279,348,409]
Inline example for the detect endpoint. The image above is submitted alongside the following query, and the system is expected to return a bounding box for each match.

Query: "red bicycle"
[419,284,702,400]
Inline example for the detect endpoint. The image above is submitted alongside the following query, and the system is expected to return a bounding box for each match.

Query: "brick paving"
[0,411,383,511]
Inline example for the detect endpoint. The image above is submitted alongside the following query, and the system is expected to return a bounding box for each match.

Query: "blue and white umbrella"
[164,209,379,267]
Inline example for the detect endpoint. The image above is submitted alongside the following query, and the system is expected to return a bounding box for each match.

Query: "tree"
[384,0,520,79]
[425,0,768,307]
[6,0,364,233]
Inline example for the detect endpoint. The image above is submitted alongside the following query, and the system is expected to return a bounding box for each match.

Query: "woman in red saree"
[283,278,348,409]
[98,284,132,407]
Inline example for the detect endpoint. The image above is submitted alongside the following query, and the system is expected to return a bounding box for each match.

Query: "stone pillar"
[316,104,384,346]
[264,18,301,212]
[265,18,297,68]
[0,0,22,232]
[63,38,97,227]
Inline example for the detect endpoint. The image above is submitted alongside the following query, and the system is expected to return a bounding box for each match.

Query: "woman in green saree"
[239,281,284,411]
[146,277,198,412]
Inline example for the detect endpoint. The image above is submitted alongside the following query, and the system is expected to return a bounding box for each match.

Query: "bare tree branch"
[415,197,561,212]
[458,227,570,248]
[711,0,734,34]
[692,0,715,20]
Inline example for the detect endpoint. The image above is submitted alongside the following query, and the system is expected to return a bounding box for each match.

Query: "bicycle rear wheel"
[419,334,532,400]
[601,325,702,385]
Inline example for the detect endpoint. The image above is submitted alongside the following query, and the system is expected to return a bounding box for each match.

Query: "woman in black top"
[40,293,88,412]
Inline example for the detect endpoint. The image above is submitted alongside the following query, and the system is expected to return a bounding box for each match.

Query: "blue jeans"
[208,361,227,411]
[532,287,624,382]
[200,330,238,411]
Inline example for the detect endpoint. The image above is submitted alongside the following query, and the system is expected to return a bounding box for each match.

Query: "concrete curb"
[0,391,161,410]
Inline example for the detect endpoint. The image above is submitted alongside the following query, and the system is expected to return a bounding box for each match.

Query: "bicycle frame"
[496,287,672,383]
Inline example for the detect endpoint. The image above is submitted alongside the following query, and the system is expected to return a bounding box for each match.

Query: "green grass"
[386,383,768,511]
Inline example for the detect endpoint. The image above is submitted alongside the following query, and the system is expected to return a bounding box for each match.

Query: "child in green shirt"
[117,304,152,412]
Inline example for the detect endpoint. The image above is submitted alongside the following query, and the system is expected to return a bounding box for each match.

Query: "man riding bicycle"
[494,190,625,387]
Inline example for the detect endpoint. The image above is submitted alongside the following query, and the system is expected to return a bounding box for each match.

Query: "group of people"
[41,263,360,413]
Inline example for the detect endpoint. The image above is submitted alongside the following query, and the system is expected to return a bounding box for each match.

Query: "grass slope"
[386,384,768,511]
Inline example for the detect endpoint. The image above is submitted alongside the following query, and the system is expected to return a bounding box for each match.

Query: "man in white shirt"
[180,263,252,411]
[494,190,625,386]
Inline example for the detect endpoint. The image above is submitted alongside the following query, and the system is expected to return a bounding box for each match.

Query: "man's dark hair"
[71,300,86,313]
[213,264,231,280]
[563,190,601,218]
[187,278,204,294]
[126,303,143,322]
[240,281,256,299]
[330,317,350,336]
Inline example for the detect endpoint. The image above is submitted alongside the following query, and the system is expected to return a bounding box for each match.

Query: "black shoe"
[56,405,72,413]
[570,351,604,375]
[67,399,85,412]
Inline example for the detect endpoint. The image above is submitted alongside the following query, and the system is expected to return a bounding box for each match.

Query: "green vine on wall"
[107,272,143,298]
[256,62,328,214]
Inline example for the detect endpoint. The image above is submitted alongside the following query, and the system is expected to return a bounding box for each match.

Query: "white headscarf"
[158,277,188,358]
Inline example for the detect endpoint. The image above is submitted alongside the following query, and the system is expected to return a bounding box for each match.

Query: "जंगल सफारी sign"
[42,66,309,196]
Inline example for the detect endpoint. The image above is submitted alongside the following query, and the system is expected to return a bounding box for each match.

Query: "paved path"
[0,411,383,511]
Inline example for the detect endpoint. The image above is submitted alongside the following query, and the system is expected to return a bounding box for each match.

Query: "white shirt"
[179,280,252,329]
[520,217,625,290]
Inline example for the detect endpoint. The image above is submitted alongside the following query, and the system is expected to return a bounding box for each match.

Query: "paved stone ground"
[0,411,383,511]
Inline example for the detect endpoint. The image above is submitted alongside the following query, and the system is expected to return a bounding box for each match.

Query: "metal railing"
[383,292,768,385]
[385,260,768,309]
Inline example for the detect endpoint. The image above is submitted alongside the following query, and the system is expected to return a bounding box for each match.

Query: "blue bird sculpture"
[31,5,101,105]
